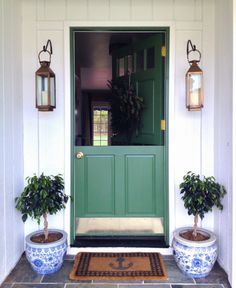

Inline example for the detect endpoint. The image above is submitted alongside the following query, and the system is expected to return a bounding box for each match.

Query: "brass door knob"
[76,152,84,159]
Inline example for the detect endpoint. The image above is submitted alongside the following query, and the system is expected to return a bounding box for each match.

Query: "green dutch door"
[73,31,167,239]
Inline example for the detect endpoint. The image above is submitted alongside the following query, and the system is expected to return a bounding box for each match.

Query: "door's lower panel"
[75,217,164,236]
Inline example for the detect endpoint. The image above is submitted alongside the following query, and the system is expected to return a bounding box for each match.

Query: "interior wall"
[214,0,233,285]
[0,0,24,284]
[22,0,216,260]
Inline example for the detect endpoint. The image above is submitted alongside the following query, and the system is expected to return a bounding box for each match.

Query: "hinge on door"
[161,46,166,57]
[161,120,166,131]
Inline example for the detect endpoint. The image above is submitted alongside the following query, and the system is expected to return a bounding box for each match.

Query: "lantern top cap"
[187,40,201,65]
[186,60,202,73]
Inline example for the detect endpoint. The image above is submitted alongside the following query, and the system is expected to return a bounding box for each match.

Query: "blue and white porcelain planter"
[172,227,217,278]
[25,229,67,274]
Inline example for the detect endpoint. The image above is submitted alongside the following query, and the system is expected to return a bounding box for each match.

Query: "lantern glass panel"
[42,77,49,105]
[50,77,55,106]
[36,75,50,106]
[36,75,42,106]
[189,73,201,106]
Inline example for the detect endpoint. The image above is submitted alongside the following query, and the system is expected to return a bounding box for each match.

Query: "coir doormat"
[69,252,167,281]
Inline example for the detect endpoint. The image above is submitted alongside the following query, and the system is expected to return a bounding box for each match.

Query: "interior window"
[93,107,110,146]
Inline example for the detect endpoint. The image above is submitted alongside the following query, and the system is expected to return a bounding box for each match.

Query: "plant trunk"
[43,213,48,241]
[192,214,198,238]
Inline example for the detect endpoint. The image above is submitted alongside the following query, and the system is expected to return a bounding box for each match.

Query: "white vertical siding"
[88,0,110,20]
[110,0,131,21]
[0,0,6,282]
[174,29,202,228]
[66,0,88,20]
[194,0,202,21]
[45,0,66,20]
[153,0,174,21]
[22,0,216,242]
[232,1,236,287]
[21,0,235,285]
[23,0,215,245]
[0,0,233,286]
[174,0,195,21]
[214,0,233,285]
[131,0,153,20]
[22,0,40,236]
[35,0,204,22]
[0,0,24,284]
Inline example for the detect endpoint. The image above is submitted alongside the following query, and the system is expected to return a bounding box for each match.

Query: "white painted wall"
[0,0,232,285]
[0,0,24,284]
[214,0,233,285]
[22,0,236,282]
[22,0,218,251]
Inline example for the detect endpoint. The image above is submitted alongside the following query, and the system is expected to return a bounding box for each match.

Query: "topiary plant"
[15,174,69,241]
[179,171,226,239]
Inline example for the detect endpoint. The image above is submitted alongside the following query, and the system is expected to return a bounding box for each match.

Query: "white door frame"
[63,21,176,254]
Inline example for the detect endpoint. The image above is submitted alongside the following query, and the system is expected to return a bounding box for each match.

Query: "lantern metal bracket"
[38,39,53,64]
[187,40,201,64]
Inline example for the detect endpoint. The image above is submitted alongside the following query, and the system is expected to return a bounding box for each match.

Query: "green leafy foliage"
[15,174,69,225]
[108,76,144,143]
[179,171,226,220]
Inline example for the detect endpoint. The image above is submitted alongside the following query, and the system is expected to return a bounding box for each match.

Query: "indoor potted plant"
[15,173,69,274]
[172,171,226,278]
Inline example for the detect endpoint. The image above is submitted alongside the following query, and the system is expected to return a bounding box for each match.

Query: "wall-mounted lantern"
[186,40,203,111]
[35,40,56,111]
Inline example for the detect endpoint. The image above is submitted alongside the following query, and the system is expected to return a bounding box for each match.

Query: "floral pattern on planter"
[25,229,67,274]
[172,236,217,278]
